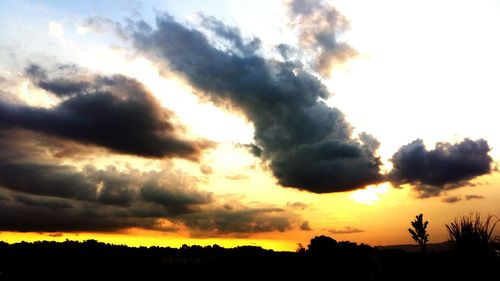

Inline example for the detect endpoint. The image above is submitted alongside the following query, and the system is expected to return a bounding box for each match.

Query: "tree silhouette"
[408,213,429,252]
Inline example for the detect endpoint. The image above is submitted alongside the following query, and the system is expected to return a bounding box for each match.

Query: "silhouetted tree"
[307,235,339,256]
[446,213,499,257]
[296,243,306,254]
[408,213,429,252]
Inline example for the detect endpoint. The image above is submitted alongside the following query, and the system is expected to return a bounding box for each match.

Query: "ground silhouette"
[0,235,498,280]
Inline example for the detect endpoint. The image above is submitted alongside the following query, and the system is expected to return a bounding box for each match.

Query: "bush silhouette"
[307,235,339,256]
[446,213,499,257]
[408,213,429,252]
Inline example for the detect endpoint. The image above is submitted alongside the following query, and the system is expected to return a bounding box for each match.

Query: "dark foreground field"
[0,236,498,280]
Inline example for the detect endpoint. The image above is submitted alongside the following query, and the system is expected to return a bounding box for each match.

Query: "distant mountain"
[376,241,452,253]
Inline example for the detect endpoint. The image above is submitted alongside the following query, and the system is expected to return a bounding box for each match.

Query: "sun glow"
[326,0,500,161]
[351,183,390,205]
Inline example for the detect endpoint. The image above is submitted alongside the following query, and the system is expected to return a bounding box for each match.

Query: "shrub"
[446,213,499,257]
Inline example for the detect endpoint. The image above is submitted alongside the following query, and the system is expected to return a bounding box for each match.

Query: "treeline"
[0,235,498,280]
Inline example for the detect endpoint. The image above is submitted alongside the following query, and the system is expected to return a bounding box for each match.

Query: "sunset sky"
[1,0,499,251]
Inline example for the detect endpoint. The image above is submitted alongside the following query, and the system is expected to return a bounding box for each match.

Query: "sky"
[0,0,499,251]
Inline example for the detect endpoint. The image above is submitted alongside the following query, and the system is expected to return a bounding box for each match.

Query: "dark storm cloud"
[0,136,299,235]
[179,207,295,236]
[0,192,158,232]
[14,194,74,210]
[132,15,382,193]
[389,139,493,198]
[140,183,212,215]
[0,162,98,201]
[0,165,212,232]
[287,0,356,76]
[0,65,209,158]
[0,131,211,208]
[0,134,213,232]
[270,140,381,193]
[87,166,141,207]
[328,226,364,234]
[25,64,92,97]
[0,157,195,209]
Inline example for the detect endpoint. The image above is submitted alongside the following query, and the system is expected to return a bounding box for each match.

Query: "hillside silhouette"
[0,235,498,280]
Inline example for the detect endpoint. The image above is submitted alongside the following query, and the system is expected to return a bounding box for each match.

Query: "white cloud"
[48,21,64,38]
[76,24,91,35]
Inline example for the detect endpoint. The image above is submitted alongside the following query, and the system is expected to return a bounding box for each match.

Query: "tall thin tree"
[408,213,429,252]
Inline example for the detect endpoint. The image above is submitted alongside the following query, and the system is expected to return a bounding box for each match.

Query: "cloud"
[239,143,262,157]
[132,14,382,193]
[224,174,248,180]
[0,195,163,232]
[0,137,297,235]
[0,63,304,234]
[328,226,364,234]
[0,71,32,104]
[48,21,64,38]
[0,133,211,232]
[358,132,381,154]
[465,194,484,200]
[25,64,92,97]
[270,140,382,193]
[389,139,493,198]
[77,17,127,40]
[200,165,213,175]
[15,194,74,210]
[300,221,312,231]
[0,154,210,212]
[1,64,210,159]
[199,15,261,56]
[286,201,308,210]
[287,0,356,76]
[0,188,158,232]
[441,194,484,203]
[0,132,213,209]
[441,196,462,203]
[0,164,215,233]
[0,161,99,202]
[140,183,211,215]
[179,207,295,237]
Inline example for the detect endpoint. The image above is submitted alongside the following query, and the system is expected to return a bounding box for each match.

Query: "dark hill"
[0,236,498,280]
[376,241,452,253]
